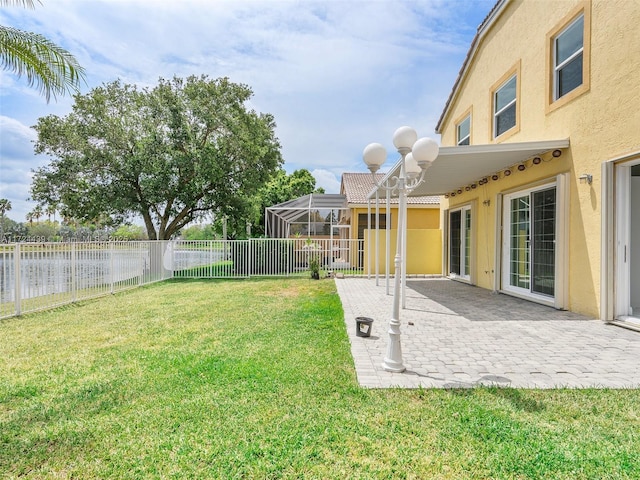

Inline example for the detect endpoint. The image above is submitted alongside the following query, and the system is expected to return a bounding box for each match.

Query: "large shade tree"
[31,75,283,239]
[0,0,85,101]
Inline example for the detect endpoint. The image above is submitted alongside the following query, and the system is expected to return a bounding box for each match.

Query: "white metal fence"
[0,238,365,319]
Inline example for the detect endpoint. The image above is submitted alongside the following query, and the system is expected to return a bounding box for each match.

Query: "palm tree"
[0,198,11,237]
[0,198,11,218]
[46,204,56,222]
[0,0,85,102]
[31,205,43,222]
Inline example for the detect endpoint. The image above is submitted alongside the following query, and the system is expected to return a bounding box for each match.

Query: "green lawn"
[1,278,639,479]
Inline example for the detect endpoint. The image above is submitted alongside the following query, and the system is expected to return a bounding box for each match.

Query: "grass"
[1,278,639,479]
[172,260,236,277]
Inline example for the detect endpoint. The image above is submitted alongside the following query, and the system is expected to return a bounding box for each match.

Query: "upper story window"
[456,115,471,146]
[493,74,517,138]
[553,14,584,100]
[546,5,590,112]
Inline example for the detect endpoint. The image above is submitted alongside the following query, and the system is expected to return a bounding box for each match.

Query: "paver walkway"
[335,277,640,388]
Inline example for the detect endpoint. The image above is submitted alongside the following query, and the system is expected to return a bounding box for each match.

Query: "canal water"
[0,247,221,303]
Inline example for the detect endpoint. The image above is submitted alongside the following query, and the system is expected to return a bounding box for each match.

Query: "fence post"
[138,242,142,286]
[110,241,115,294]
[168,240,174,279]
[14,243,21,316]
[71,243,77,302]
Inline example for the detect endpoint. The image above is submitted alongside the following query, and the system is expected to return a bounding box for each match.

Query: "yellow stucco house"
[340,173,441,274]
[401,0,639,326]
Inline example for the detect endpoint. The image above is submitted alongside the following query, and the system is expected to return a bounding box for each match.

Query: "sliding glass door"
[503,185,556,299]
[449,206,471,280]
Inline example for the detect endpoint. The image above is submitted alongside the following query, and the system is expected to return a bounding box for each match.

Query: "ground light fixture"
[362,126,439,373]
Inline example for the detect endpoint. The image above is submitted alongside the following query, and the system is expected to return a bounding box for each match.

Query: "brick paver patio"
[336,277,640,388]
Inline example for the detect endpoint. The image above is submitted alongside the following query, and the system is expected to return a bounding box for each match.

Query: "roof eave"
[367,138,570,199]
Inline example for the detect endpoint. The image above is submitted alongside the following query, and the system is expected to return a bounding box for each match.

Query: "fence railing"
[172,238,364,278]
[0,238,365,319]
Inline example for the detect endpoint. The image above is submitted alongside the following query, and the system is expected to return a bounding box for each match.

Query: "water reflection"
[0,247,224,303]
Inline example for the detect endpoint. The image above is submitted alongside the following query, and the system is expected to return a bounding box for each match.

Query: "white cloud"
[0,0,494,224]
[0,116,36,142]
[0,116,45,221]
[311,169,341,194]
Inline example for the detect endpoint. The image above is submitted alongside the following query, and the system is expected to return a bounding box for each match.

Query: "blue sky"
[0,0,494,222]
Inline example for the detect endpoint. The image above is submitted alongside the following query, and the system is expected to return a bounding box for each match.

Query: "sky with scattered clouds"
[0,0,495,222]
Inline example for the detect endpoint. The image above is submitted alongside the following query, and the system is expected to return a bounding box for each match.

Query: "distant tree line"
[1,163,323,242]
[0,216,148,243]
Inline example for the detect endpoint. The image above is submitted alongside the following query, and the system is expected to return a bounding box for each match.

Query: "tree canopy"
[31,75,283,239]
[0,0,85,102]
[250,168,325,236]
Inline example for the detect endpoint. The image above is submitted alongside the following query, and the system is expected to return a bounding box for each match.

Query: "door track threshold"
[609,319,640,333]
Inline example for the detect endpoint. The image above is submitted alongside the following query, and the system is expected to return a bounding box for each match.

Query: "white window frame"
[493,74,517,139]
[553,14,584,101]
[456,115,471,146]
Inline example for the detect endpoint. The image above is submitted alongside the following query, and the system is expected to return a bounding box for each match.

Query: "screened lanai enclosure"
[265,194,348,239]
[264,193,362,271]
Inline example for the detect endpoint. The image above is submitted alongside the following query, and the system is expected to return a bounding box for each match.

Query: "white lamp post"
[363,126,439,373]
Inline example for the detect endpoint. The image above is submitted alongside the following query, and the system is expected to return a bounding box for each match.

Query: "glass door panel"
[509,196,530,289]
[449,207,471,279]
[532,188,556,295]
[450,210,461,275]
[464,209,471,277]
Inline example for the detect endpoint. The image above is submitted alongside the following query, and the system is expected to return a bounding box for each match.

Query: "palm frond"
[0,0,42,8]
[0,26,86,102]
[0,1,38,9]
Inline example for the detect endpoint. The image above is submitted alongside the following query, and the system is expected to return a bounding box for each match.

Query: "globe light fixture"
[363,143,388,174]
[412,137,439,169]
[404,153,421,179]
[393,126,418,150]
[362,126,439,373]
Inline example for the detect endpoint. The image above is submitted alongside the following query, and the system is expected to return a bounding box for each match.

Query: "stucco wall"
[364,229,442,275]
[349,206,440,239]
[438,0,640,317]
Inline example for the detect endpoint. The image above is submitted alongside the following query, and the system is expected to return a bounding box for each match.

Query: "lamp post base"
[382,319,406,372]
[382,359,406,373]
